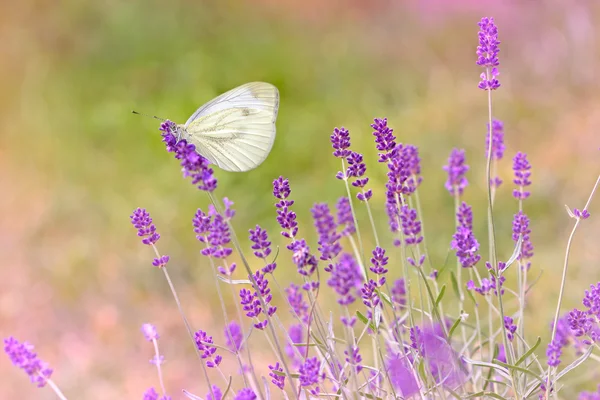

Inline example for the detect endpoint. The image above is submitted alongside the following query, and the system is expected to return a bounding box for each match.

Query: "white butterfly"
[174,82,280,172]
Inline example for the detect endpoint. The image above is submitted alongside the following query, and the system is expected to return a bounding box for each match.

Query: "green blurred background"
[2,0,600,398]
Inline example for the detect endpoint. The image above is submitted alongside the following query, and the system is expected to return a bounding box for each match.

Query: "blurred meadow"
[2,0,600,398]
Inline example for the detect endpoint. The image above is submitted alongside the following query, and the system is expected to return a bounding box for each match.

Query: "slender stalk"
[546,174,600,398]
[44,378,68,400]
[151,338,167,395]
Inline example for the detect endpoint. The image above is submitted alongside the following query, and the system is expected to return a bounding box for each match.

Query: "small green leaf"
[555,346,593,381]
[435,285,446,307]
[448,318,462,339]
[502,235,523,274]
[356,310,376,332]
[450,271,460,300]
[493,360,542,382]
[221,376,233,399]
[515,336,541,367]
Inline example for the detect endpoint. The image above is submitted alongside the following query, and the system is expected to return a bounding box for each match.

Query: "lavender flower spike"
[512,152,532,200]
[4,337,53,388]
[443,149,469,196]
[476,17,500,90]
[371,118,397,162]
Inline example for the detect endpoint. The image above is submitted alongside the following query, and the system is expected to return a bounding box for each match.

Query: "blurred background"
[1,0,600,398]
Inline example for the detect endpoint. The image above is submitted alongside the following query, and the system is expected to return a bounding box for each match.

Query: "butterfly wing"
[184,82,279,172]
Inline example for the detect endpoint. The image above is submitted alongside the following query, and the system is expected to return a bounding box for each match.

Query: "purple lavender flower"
[371,118,397,162]
[239,270,276,330]
[486,120,505,160]
[568,309,596,339]
[336,197,355,237]
[193,205,233,259]
[143,387,172,400]
[286,324,306,365]
[194,330,222,368]
[451,226,481,269]
[4,337,53,388]
[583,283,600,318]
[404,145,423,190]
[512,152,531,200]
[326,253,362,305]
[268,362,286,390]
[370,247,389,275]
[546,315,577,367]
[400,206,423,246]
[224,321,243,352]
[299,357,325,396]
[387,354,420,397]
[131,208,161,246]
[233,388,257,400]
[249,225,272,259]
[312,203,342,261]
[361,279,381,309]
[206,386,223,400]
[504,316,517,341]
[249,225,276,273]
[391,279,407,307]
[345,152,373,201]
[331,127,351,158]
[344,346,363,373]
[142,324,159,341]
[574,208,591,219]
[273,176,298,239]
[285,284,309,323]
[512,211,534,261]
[457,202,473,231]
[288,239,318,278]
[443,149,469,196]
[579,385,600,400]
[476,17,500,90]
[159,121,217,192]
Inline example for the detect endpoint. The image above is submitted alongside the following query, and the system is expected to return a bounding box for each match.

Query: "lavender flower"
[476,17,500,90]
[391,279,407,307]
[299,357,325,396]
[512,152,531,200]
[273,176,298,238]
[336,197,355,237]
[361,279,381,309]
[486,120,505,160]
[371,118,397,162]
[326,253,362,305]
[512,211,534,261]
[331,127,351,158]
[387,354,420,397]
[239,270,276,329]
[224,321,243,352]
[370,247,389,276]
[583,283,600,318]
[346,152,373,201]
[4,337,52,388]
[546,315,579,367]
[404,144,423,189]
[311,203,342,261]
[285,284,309,323]
[504,316,517,341]
[159,120,217,192]
[249,225,276,273]
[344,346,363,373]
[443,149,469,196]
[143,387,171,400]
[400,206,423,246]
[268,362,286,389]
[131,208,161,246]
[286,324,306,366]
[194,330,222,368]
[579,385,600,400]
[206,386,223,400]
[142,323,159,341]
[457,201,473,231]
[574,208,591,219]
[451,227,481,269]
[193,204,233,259]
[233,388,257,400]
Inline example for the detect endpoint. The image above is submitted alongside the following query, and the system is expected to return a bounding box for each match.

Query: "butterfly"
[137,82,279,172]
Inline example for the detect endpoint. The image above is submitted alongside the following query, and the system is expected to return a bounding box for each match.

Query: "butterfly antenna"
[131,110,166,121]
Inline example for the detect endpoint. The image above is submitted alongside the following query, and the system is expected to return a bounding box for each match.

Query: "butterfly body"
[177,82,279,172]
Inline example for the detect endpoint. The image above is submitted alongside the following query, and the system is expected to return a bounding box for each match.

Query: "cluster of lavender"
[5,16,600,400]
